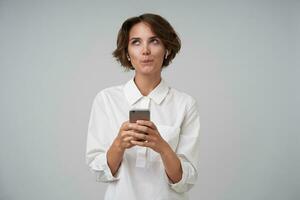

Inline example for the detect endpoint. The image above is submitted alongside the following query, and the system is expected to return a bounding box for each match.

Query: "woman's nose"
[142,44,150,55]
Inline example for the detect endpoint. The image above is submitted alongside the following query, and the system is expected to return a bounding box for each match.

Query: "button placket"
[135,96,150,168]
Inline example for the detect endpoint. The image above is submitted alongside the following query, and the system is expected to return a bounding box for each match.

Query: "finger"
[122,121,133,131]
[123,136,135,142]
[136,120,157,130]
[119,121,128,131]
[124,123,136,131]
[128,123,151,134]
[130,132,149,140]
[132,124,157,136]
[122,130,138,138]
[124,142,134,148]
[131,140,153,147]
[127,124,157,139]
[122,131,152,145]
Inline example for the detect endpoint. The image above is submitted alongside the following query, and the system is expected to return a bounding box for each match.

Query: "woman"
[86,13,201,200]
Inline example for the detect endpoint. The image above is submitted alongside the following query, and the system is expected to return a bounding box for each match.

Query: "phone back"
[129,110,150,123]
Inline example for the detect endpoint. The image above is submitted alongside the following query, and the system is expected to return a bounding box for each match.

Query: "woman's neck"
[134,74,161,96]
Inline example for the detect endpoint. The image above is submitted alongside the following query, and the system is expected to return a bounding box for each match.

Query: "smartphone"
[129,109,150,142]
[129,109,150,123]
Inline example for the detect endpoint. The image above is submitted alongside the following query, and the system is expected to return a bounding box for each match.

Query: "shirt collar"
[123,77,170,106]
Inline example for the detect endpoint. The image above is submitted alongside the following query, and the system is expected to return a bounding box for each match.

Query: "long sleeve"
[169,99,201,193]
[85,92,120,182]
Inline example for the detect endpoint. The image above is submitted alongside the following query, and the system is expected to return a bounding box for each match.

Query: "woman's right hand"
[114,121,136,151]
[107,121,136,176]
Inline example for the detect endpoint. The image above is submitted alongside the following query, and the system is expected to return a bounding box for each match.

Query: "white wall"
[0,0,298,199]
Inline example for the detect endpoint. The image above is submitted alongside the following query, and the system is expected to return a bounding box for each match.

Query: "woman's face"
[127,22,166,76]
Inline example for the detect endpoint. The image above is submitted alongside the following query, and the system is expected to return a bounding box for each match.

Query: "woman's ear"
[165,50,169,59]
[127,54,131,61]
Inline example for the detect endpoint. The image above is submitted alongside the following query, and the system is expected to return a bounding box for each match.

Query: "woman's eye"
[131,40,140,45]
[151,39,159,44]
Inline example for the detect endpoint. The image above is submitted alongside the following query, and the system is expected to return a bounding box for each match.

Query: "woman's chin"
[136,65,159,75]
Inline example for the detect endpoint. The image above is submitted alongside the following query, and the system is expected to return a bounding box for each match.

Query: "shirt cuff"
[167,160,188,193]
[89,150,120,182]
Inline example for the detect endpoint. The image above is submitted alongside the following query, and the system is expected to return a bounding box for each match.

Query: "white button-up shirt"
[86,78,201,200]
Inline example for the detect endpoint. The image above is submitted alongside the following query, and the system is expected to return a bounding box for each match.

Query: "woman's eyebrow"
[148,36,159,40]
[129,37,140,41]
[129,36,159,41]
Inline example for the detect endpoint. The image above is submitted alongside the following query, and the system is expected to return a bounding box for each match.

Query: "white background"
[0,0,299,199]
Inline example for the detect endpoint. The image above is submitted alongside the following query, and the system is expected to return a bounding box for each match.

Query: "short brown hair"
[112,13,181,70]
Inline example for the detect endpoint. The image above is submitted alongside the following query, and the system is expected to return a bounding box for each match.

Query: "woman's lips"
[141,59,154,64]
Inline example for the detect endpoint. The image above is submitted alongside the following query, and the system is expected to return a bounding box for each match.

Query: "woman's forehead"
[129,22,156,39]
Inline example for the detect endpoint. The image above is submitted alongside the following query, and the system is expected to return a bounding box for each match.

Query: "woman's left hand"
[128,120,169,154]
